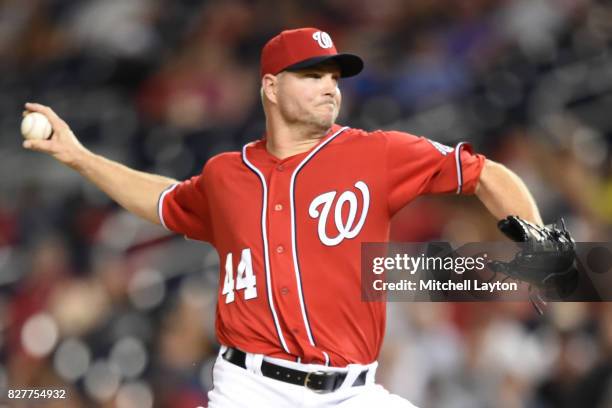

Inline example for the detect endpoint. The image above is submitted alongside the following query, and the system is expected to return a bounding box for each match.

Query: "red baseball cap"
[260,27,363,78]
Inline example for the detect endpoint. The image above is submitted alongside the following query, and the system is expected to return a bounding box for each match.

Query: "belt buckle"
[304,371,330,394]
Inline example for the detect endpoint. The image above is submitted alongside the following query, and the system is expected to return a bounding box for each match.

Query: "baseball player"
[23,28,542,407]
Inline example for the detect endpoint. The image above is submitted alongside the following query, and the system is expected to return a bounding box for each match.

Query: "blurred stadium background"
[1,0,611,407]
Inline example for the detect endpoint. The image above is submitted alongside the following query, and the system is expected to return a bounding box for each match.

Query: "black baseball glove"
[490,216,577,312]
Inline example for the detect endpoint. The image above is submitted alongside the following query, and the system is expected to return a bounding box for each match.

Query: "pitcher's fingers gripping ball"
[21,102,70,143]
[21,103,89,170]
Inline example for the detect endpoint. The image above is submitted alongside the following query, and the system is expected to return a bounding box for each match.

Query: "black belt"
[221,347,368,393]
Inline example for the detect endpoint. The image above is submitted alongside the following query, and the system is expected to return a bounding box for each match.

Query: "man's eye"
[306,73,321,78]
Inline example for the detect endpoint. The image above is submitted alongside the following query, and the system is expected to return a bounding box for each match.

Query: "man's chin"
[316,113,337,130]
[298,112,337,133]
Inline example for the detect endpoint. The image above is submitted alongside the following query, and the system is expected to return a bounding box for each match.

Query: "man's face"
[275,61,342,132]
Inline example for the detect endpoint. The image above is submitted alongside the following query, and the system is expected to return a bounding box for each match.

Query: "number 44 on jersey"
[222,249,257,303]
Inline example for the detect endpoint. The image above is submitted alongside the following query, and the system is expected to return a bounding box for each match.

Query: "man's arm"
[22,103,177,225]
[475,159,543,225]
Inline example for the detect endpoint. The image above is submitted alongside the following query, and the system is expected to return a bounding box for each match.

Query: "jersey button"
[274,203,283,211]
[276,245,285,254]
[276,164,285,172]
[280,287,289,295]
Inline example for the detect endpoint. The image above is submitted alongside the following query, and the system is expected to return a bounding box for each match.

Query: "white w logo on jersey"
[308,181,370,246]
[312,31,333,49]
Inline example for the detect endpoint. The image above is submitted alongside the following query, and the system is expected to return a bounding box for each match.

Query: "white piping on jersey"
[242,145,291,355]
[289,126,349,352]
[454,142,466,194]
[158,183,179,230]
[322,351,330,366]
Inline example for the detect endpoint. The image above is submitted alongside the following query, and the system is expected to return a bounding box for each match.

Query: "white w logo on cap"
[312,31,333,49]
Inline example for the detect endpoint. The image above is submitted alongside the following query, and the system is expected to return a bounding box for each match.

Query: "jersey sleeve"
[384,130,486,215]
[158,165,214,243]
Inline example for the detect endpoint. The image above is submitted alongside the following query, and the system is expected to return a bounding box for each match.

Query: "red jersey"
[159,124,485,366]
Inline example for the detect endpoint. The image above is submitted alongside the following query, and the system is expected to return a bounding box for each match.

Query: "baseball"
[21,112,53,140]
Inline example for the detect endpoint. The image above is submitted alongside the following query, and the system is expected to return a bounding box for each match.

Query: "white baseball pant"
[207,346,418,407]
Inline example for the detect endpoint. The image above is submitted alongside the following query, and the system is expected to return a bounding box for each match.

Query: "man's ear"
[262,74,278,104]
